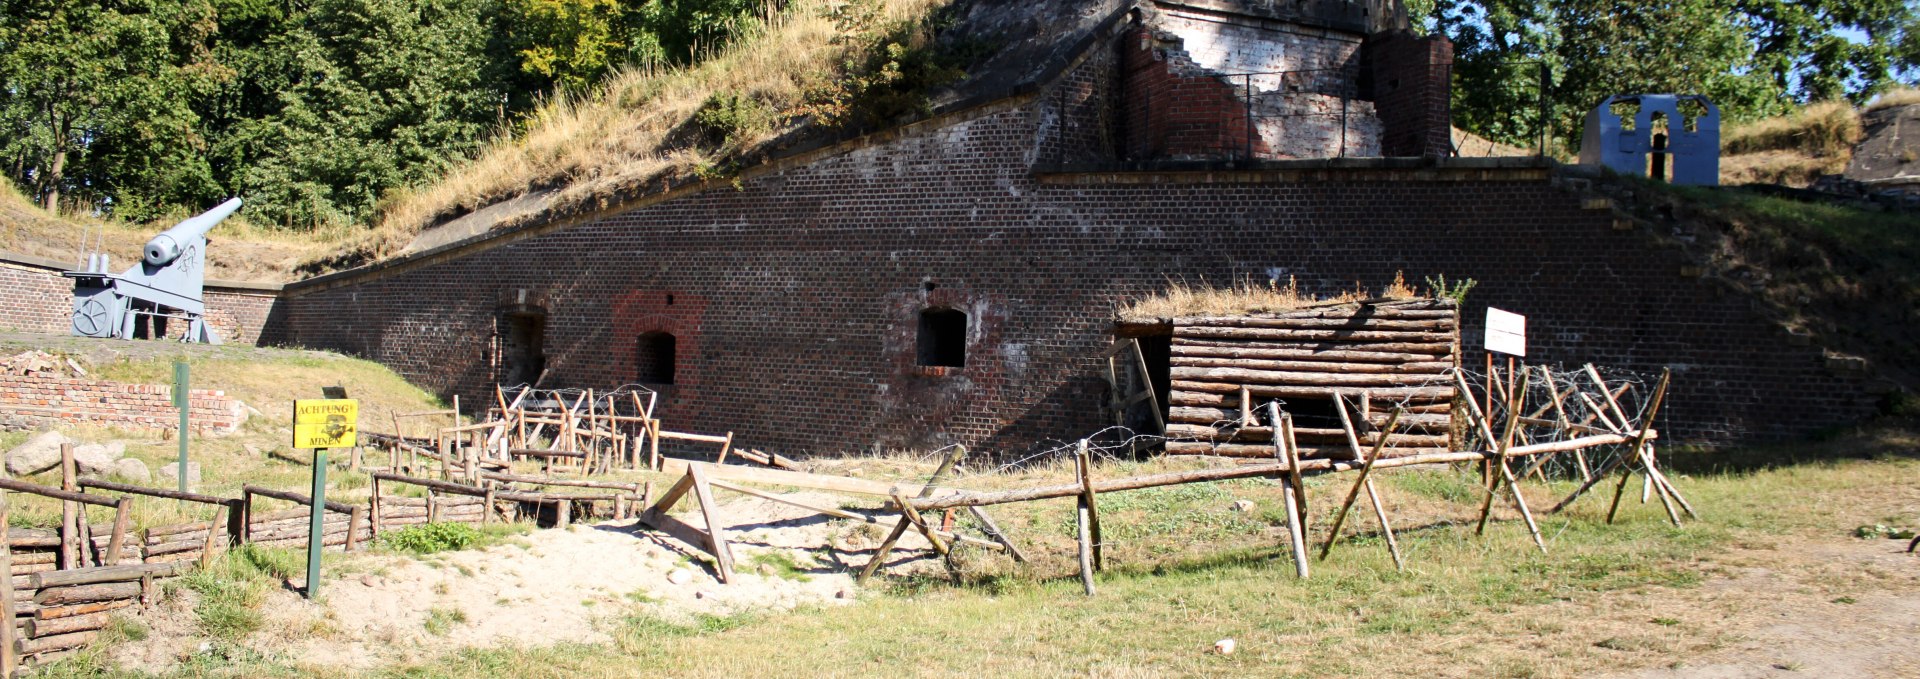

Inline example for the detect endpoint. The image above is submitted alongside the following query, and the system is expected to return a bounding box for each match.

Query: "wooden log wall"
[7,562,185,666]
[1161,299,1461,459]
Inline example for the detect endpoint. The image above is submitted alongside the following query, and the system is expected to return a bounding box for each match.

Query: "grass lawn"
[35,422,1916,678]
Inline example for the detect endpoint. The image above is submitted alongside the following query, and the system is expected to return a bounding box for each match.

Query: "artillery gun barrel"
[143,197,242,266]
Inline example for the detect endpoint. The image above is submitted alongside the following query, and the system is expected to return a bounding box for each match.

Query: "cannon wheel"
[72,297,113,337]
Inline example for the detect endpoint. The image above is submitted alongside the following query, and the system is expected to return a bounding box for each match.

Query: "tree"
[0,0,222,218]
[222,0,507,229]
[503,0,625,94]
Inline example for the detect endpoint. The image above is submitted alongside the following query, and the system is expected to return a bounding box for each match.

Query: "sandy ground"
[111,490,937,671]
[1606,537,1920,679]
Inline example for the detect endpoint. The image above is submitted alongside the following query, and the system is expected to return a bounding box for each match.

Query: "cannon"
[63,198,241,344]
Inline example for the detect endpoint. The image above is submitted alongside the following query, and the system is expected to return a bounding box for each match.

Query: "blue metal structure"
[63,198,242,344]
[1578,94,1720,186]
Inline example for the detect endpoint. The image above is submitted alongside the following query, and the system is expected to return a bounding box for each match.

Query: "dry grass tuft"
[1450,127,1535,157]
[313,0,946,274]
[1719,149,1851,187]
[1121,272,1423,320]
[1864,86,1920,113]
[1722,101,1862,158]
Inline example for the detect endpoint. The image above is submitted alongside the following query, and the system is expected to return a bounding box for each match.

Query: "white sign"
[1485,307,1527,357]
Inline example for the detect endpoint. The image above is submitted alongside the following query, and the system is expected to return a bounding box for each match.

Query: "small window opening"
[1648,111,1671,181]
[917,308,967,368]
[1610,99,1640,131]
[502,312,546,387]
[1676,98,1708,133]
[636,331,676,384]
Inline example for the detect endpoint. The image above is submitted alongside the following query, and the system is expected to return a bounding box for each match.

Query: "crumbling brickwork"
[0,373,245,434]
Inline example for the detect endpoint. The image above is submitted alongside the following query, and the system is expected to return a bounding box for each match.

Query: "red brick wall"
[0,373,245,434]
[1367,30,1455,158]
[0,254,282,345]
[0,259,73,334]
[1122,26,1272,161]
[269,55,1878,455]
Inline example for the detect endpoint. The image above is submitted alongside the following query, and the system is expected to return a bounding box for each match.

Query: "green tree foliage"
[0,0,775,228]
[0,0,224,220]
[503,0,625,93]
[623,0,768,66]
[1431,0,1920,150]
[221,0,506,229]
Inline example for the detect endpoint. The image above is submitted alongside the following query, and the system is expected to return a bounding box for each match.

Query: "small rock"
[111,458,152,483]
[666,569,693,585]
[1214,638,1236,655]
[5,430,72,476]
[159,461,202,489]
[243,444,261,457]
[694,590,714,600]
[835,589,854,600]
[1229,500,1256,513]
[360,574,380,587]
[72,442,127,476]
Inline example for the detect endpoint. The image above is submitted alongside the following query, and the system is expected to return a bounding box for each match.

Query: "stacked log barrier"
[8,562,186,666]
[1161,299,1461,459]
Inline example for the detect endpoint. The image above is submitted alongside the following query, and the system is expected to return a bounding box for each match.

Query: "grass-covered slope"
[0,182,334,284]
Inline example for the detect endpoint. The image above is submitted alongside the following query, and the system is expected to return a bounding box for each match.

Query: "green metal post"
[174,361,189,496]
[305,449,328,599]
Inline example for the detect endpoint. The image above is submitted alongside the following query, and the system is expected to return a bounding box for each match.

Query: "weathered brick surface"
[267,44,1877,456]
[0,260,73,333]
[0,255,282,345]
[0,373,244,434]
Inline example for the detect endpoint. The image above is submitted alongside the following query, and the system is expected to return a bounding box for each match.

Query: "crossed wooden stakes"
[634,448,1024,585]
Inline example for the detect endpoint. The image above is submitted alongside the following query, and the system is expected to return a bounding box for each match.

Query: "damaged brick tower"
[1117,0,1451,163]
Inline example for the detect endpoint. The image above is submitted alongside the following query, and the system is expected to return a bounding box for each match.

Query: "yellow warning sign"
[292,399,358,449]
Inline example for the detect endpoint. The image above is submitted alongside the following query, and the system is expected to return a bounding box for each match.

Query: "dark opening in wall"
[636,331,677,384]
[917,308,967,368]
[502,312,546,387]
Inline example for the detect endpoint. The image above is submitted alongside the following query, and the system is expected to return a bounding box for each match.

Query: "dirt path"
[111,490,937,671]
[1607,537,1920,679]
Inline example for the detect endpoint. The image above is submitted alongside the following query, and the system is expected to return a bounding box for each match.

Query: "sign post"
[174,361,190,497]
[292,398,357,599]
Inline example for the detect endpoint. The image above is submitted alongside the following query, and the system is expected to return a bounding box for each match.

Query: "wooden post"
[345,507,364,552]
[59,443,78,570]
[482,486,496,525]
[1075,439,1103,572]
[686,464,734,583]
[1454,371,1549,554]
[1608,369,1673,524]
[966,506,1026,563]
[717,432,735,465]
[1550,372,1673,514]
[1238,385,1253,427]
[1321,403,1403,564]
[857,446,967,584]
[1269,403,1309,579]
[1,490,20,678]
[369,477,382,537]
[240,489,253,544]
[201,504,227,567]
[425,489,439,524]
[104,498,132,564]
[1073,444,1097,597]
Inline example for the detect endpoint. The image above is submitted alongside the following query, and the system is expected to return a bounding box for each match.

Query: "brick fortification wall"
[0,253,282,345]
[0,373,245,434]
[272,30,1878,456]
[1121,7,1384,160]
